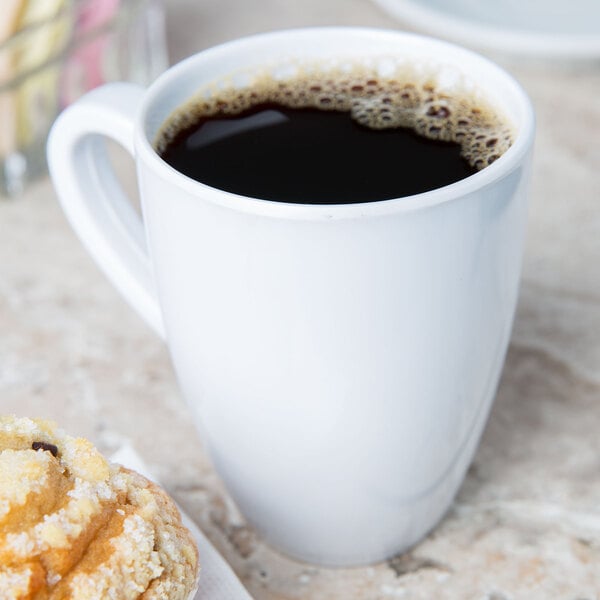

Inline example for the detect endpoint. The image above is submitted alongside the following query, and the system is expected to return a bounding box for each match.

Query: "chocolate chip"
[32,441,58,457]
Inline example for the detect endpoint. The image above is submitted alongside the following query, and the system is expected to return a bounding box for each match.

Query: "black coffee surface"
[156,67,513,204]
[160,103,477,204]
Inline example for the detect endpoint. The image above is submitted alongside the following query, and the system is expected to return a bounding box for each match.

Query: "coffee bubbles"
[156,61,514,203]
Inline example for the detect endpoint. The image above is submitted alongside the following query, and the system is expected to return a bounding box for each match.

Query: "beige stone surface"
[1,0,600,598]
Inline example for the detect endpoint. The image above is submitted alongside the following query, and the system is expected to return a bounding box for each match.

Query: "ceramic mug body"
[48,28,534,566]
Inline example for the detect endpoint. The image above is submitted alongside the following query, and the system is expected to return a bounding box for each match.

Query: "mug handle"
[47,82,166,340]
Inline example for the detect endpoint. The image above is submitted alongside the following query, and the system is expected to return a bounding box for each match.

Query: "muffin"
[0,416,199,599]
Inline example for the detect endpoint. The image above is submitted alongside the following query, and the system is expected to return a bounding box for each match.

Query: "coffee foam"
[155,62,514,170]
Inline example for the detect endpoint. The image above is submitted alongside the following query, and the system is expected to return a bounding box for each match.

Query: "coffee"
[156,65,513,204]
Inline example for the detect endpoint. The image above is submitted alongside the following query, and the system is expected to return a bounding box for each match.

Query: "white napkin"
[111,445,254,600]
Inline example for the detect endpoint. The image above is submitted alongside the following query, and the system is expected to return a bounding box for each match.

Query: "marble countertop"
[2,0,600,597]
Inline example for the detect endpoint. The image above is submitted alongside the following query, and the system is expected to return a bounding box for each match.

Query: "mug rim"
[135,26,535,219]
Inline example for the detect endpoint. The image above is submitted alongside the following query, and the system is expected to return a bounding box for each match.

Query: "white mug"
[48,28,535,566]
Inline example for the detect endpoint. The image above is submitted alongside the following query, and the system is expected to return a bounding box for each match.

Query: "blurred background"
[1,1,599,598]
[0,0,166,195]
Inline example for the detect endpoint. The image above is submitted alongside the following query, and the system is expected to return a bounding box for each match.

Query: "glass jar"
[0,0,168,196]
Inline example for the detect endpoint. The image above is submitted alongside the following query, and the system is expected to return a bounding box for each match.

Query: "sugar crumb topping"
[0,416,199,599]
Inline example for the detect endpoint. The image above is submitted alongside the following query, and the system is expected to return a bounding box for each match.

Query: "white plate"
[373,0,600,59]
